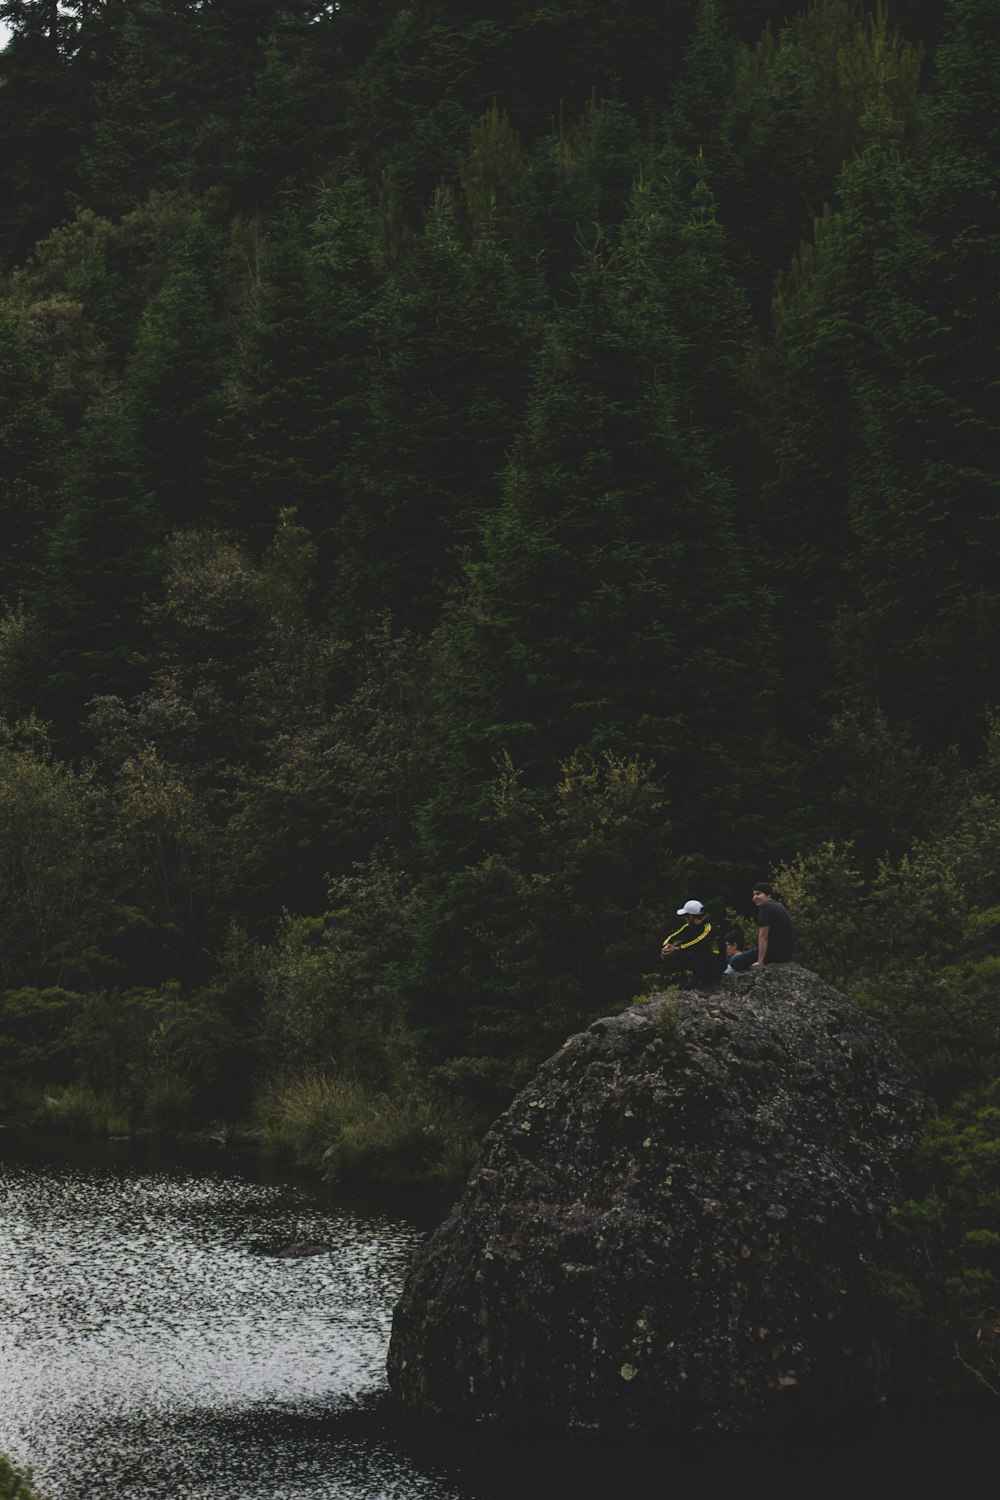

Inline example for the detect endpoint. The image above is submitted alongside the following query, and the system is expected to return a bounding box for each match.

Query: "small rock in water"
[252,1239,331,1258]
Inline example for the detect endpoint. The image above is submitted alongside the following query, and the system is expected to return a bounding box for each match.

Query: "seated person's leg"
[691,950,719,986]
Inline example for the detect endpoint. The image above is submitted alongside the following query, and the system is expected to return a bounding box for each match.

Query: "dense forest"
[0,0,998,1398]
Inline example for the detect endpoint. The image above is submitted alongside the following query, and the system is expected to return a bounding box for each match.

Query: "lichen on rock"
[387,965,928,1435]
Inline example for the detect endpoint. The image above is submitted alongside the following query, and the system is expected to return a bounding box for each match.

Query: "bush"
[857,952,1000,1106]
[878,1081,1000,1397]
[36,1083,129,1135]
[257,1071,478,1190]
[0,1455,46,1500]
[774,840,868,986]
[257,860,420,1084]
[0,987,81,1089]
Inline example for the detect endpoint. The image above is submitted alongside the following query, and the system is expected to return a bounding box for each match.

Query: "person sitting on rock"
[728,882,795,971]
[723,926,745,975]
[661,900,721,987]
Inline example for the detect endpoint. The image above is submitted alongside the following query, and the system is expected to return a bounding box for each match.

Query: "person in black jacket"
[661,900,722,986]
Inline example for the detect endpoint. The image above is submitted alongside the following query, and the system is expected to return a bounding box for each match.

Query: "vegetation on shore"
[0,1455,45,1500]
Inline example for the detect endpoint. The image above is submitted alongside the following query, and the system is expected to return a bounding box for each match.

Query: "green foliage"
[880,1082,1000,1396]
[0,1452,46,1500]
[257,1072,478,1189]
[31,399,163,724]
[774,840,867,987]
[257,859,421,1082]
[774,751,1000,1105]
[0,300,63,603]
[459,102,524,238]
[212,183,378,554]
[0,987,81,1091]
[0,718,103,988]
[723,0,924,304]
[424,225,766,869]
[136,988,243,1128]
[754,0,999,753]
[54,984,244,1128]
[124,214,228,526]
[332,180,536,631]
[36,1083,130,1137]
[804,710,957,868]
[406,752,676,1102]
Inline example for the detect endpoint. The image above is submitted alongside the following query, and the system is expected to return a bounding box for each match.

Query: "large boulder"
[387,965,928,1435]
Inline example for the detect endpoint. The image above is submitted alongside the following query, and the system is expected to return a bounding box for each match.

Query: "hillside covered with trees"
[1,0,998,1398]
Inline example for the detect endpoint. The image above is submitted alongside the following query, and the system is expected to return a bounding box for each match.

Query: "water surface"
[0,1132,448,1499]
[0,1132,995,1500]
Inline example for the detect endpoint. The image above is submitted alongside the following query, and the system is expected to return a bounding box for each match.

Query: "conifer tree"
[31,400,163,732]
[430,244,763,844]
[124,213,227,527]
[78,1,203,216]
[665,0,741,160]
[722,0,924,309]
[234,25,341,210]
[0,2,85,264]
[830,0,1000,750]
[213,177,379,563]
[331,182,536,633]
[517,97,643,298]
[0,302,63,604]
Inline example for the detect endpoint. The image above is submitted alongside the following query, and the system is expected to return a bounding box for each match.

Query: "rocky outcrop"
[387,965,928,1435]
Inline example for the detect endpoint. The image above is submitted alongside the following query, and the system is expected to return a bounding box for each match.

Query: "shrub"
[0,1454,46,1500]
[256,1072,478,1190]
[257,860,420,1084]
[37,1083,129,1135]
[878,1082,1000,1397]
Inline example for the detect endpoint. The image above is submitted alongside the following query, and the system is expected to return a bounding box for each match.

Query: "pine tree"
[212,177,379,563]
[517,96,643,299]
[831,0,1000,750]
[721,0,924,311]
[234,25,342,210]
[0,2,85,265]
[124,213,227,527]
[331,182,536,633]
[0,302,63,604]
[31,400,163,734]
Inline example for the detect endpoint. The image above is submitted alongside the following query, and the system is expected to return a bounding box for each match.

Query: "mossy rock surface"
[387,965,928,1434]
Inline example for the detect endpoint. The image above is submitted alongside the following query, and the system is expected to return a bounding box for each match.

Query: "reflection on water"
[0,1132,449,1500]
[0,1132,996,1500]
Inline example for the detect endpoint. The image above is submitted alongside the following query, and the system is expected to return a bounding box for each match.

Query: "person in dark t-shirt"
[749,882,794,966]
[728,882,795,971]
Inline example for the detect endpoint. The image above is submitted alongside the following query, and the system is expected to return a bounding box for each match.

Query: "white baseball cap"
[677,900,705,916]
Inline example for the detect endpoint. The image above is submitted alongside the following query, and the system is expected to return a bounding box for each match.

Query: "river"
[0,1131,995,1500]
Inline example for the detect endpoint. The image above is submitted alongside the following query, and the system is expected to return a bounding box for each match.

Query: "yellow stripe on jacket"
[663,920,714,951]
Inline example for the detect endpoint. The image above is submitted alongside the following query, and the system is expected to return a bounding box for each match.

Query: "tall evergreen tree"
[331,182,536,633]
[0,302,63,604]
[831,0,1000,750]
[124,213,228,527]
[78,1,203,216]
[212,177,379,563]
[0,2,85,265]
[31,400,162,732]
[517,96,643,299]
[720,0,924,311]
[422,235,769,871]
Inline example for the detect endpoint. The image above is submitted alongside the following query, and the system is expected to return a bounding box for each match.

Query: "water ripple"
[0,1138,443,1499]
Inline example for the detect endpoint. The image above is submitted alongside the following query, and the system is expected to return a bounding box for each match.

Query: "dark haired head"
[752,881,773,897]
